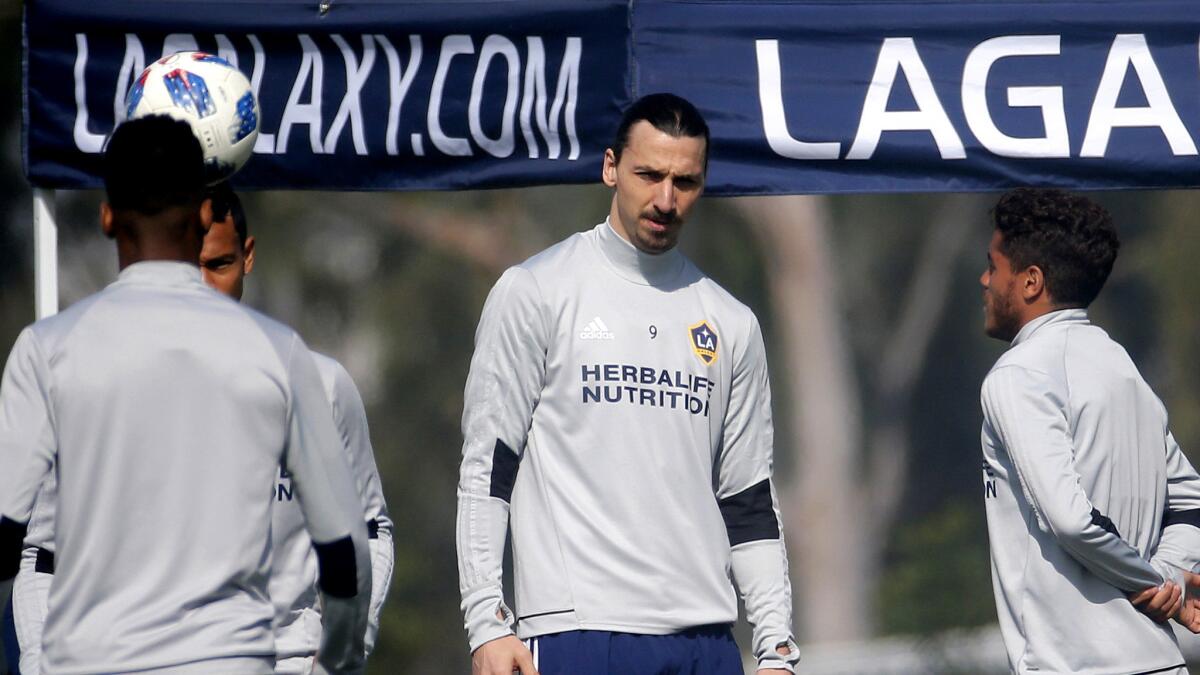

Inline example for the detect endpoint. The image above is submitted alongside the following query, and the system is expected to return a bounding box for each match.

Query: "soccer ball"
[125,51,259,184]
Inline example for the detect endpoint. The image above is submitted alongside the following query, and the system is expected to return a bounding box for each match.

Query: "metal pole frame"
[33,188,58,320]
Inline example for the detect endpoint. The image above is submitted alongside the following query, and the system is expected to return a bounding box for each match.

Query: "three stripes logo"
[579,316,615,340]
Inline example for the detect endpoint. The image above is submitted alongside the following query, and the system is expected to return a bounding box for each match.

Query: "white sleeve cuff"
[364,533,394,655]
[463,593,515,652]
[1153,523,1200,575]
[756,636,800,671]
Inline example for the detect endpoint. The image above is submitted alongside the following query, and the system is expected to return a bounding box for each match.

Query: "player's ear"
[100,202,115,239]
[602,148,618,188]
[242,235,256,275]
[198,197,213,234]
[1022,265,1046,302]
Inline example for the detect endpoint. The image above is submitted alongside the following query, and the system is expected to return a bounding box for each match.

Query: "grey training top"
[271,352,393,660]
[0,262,371,675]
[981,309,1200,675]
[457,221,798,671]
[17,352,392,670]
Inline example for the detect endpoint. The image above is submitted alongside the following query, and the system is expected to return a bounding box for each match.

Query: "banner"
[24,0,631,190]
[24,0,1200,193]
[634,0,1200,194]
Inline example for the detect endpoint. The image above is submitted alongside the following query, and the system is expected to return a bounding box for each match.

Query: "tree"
[734,194,980,641]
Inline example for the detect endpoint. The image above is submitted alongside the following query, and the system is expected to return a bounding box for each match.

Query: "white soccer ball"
[125,51,259,184]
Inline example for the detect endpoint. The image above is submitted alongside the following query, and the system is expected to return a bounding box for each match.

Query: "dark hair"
[611,93,709,169]
[103,115,206,215]
[992,188,1120,308]
[207,181,248,244]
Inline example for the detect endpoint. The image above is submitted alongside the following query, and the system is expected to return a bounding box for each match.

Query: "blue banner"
[24,1,1200,193]
[634,0,1200,194]
[24,0,631,190]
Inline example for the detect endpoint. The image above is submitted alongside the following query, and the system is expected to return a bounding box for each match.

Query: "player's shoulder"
[21,281,164,358]
[488,225,595,307]
[982,347,1061,405]
[226,303,316,375]
[192,291,312,370]
[985,346,1052,384]
[992,319,1076,373]
[689,265,761,333]
[307,349,342,380]
[306,349,361,403]
[24,291,106,350]
[234,302,299,343]
[516,225,593,278]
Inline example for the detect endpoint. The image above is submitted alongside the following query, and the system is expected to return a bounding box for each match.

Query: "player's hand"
[1174,571,1200,633]
[1129,581,1182,623]
[472,635,538,675]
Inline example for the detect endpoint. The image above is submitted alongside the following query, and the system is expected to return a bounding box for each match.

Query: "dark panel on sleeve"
[1091,508,1121,537]
[0,517,29,581]
[314,535,358,598]
[367,518,379,539]
[489,439,520,503]
[1164,509,1200,530]
[718,479,780,547]
[35,547,55,574]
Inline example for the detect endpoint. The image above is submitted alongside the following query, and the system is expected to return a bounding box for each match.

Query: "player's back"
[997,313,1169,554]
[32,262,298,673]
[982,309,1178,674]
[1062,323,1169,554]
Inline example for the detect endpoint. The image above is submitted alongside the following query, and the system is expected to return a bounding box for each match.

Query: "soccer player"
[978,188,1200,674]
[200,184,394,673]
[457,93,798,675]
[0,116,371,674]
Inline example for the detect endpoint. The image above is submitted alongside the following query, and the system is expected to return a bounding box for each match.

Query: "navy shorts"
[2,595,20,675]
[526,624,743,675]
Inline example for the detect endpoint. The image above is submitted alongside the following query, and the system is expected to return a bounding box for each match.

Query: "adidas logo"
[579,316,615,340]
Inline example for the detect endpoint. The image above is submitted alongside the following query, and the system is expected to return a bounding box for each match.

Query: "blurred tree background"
[3,3,1200,673]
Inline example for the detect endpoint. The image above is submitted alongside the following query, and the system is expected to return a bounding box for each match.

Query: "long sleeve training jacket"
[270,352,393,661]
[457,221,797,671]
[981,309,1200,675]
[0,262,371,675]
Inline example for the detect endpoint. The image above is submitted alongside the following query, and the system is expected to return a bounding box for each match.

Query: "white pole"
[33,188,59,320]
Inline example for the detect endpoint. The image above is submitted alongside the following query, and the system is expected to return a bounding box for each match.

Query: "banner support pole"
[34,188,59,320]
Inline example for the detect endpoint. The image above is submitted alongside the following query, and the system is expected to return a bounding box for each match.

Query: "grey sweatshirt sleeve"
[329,361,394,656]
[982,366,1163,592]
[1149,432,1200,582]
[284,337,373,674]
[716,317,799,672]
[457,267,548,652]
[0,330,56,579]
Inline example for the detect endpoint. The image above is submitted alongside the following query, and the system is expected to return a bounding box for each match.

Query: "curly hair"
[992,188,1120,308]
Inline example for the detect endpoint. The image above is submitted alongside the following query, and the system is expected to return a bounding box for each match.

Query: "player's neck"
[1013,299,1076,336]
[116,246,203,271]
[598,217,683,287]
[114,233,203,271]
[112,212,205,271]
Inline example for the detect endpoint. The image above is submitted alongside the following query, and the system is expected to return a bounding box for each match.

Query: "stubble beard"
[634,212,681,254]
[984,289,1021,342]
[635,229,677,254]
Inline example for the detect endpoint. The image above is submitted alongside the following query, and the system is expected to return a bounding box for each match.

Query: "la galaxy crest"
[689,321,718,366]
